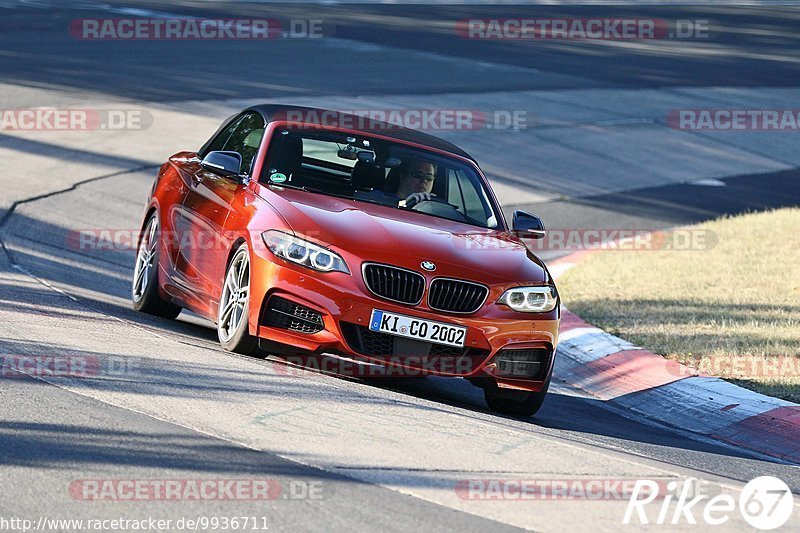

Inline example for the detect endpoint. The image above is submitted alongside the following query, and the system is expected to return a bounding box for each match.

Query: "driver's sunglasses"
[410,170,435,182]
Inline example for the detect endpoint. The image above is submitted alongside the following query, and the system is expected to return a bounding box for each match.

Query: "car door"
[175,112,265,314]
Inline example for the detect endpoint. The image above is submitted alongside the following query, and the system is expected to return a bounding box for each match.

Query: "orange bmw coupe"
[132,105,560,416]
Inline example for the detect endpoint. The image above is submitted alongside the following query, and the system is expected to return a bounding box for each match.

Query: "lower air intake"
[264,296,324,334]
[493,348,550,379]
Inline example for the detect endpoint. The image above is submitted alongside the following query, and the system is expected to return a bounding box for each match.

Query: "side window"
[447,169,463,208]
[460,176,485,221]
[202,116,242,156]
[447,168,496,227]
[222,113,266,176]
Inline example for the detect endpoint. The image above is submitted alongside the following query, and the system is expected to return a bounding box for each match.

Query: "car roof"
[245,104,476,162]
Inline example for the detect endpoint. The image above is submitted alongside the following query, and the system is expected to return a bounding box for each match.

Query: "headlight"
[497,286,557,313]
[261,230,350,274]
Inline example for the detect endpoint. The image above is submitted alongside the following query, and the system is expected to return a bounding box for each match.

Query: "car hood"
[258,187,550,285]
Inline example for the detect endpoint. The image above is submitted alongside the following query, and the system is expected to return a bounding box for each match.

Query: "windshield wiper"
[270,182,341,197]
[268,182,312,193]
[270,182,377,203]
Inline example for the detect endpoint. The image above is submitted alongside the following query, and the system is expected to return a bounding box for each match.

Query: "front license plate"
[369,310,467,348]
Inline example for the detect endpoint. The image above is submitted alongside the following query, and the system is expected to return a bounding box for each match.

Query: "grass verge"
[557,208,800,403]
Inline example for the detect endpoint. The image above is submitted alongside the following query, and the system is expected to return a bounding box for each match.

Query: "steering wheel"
[404,195,460,210]
[410,197,472,223]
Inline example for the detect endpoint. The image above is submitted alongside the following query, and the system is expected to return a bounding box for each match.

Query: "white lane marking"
[614,376,796,435]
[689,178,727,186]
[95,5,191,19]
[106,7,181,18]
[559,326,603,342]
[594,118,655,126]
[565,331,637,357]
[549,261,578,279]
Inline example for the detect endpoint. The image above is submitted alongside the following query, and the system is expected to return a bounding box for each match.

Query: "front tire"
[132,214,182,319]
[483,376,550,417]
[217,243,260,356]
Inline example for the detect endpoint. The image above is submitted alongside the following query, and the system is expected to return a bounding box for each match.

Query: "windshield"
[260,129,501,230]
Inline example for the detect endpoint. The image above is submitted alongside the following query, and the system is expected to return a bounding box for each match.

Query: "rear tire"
[483,376,550,417]
[132,213,182,319]
[217,243,261,356]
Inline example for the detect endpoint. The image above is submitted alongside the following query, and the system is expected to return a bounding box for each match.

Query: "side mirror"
[201,151,242,178]
[512,210,546,239]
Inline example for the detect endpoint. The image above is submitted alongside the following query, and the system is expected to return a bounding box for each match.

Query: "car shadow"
[0,187,792,472]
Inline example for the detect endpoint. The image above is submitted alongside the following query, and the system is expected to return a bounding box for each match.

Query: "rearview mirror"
[512,210,546,239]
[337,148,358,160]
[357,151,375,163]
[383,157,401,168]
[201,151,242,178]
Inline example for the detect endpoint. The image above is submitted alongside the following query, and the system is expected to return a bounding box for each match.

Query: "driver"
[394,158,436,207]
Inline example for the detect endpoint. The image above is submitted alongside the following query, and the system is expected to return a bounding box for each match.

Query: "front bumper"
[248,249,559,391]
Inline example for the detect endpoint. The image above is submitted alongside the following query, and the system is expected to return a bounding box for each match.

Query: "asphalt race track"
[1,1,799,531]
